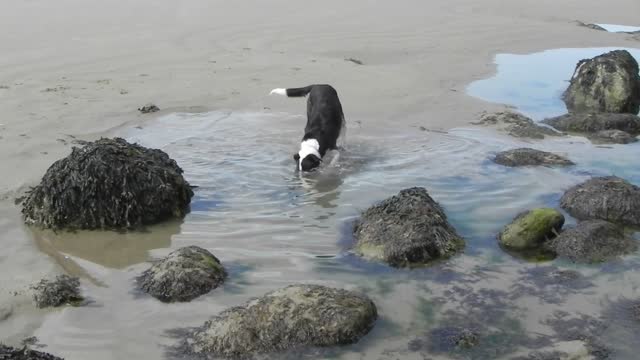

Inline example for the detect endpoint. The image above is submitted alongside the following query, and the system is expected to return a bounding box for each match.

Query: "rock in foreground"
[31,275,83,309]
[498,208,564,250]
[0,345,63,360]
[180,284,377,358]
[22,137,194,230]
[562,50,640,114]
[474,111,563,139]
[138,246,226,303]
[542,112,640,134]
[548,220,637,263]
[493,148,574,167]
[353,187,464,268]
[560,176,640,227]
[588,129,638,144]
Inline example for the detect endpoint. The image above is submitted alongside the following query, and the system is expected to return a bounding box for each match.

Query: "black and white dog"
[270,84,345,172]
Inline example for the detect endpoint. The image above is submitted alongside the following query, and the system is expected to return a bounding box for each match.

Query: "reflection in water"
[31,220,181,271]
[467,47,640,120]
[27,107,640,359]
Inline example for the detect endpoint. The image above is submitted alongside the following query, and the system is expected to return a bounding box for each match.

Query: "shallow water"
[596,24,640,33]
[17,101,640,359]
[467,47,640,120]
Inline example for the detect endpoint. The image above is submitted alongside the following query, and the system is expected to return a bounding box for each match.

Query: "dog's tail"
[269,85,313,97]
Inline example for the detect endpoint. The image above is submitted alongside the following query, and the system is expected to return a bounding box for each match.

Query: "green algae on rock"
[179,284,377,358]
[498,208,565,250]
[138,246,226,303]
[353,187,464,268]
[22,137,194,230]
[31,275,84,309]
[562,50,640,114]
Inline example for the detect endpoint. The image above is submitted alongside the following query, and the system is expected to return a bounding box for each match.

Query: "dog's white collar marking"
[270,88,287,96]
[298,138,321,170]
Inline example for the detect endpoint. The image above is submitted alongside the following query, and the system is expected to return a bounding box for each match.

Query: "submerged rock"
[0,345,63,360]
[560,176,640,227]
[498,208,565,250]
[22,137,194,230]
[31,275,83,309]
[353,187,464,268]
[493,148,574,167]
[575,21,607,31]
[474,111,563,139]
[562,50,640,114]
[180,284,377,358]
[138,103,160,113]
[510,340,593,360]
[548,220,637,263]
[542,112,640,134]
[138,246,226,303]
[588,129,638,144]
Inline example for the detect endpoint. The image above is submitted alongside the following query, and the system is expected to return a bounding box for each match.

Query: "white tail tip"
[270,88,287,96]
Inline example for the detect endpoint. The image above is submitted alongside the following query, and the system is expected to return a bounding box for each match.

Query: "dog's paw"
[269,88,286,96]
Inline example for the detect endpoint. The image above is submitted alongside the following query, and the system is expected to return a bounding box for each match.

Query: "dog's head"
[293,153,322,172]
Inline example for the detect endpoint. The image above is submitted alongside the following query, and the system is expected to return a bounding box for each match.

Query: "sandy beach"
[1,0,640,357]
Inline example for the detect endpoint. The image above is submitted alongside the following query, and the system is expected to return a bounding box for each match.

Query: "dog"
[269,84,345,172]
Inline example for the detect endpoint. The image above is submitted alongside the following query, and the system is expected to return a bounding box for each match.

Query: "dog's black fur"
[273,84,345,172]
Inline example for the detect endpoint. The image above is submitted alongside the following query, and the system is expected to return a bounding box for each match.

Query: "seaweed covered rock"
[138,246,226,303]
[474,111,563,139]
[22,137,193,230]
[353,187,464,268]
[138,103,160,113]
[0,345,63,360]
[560,176,640,227]
[493,148,574,167]
[31,275,84,309]
[588,129,638,144]
[542,112,640,134]
[498,208,565,250]
[562,50,640,114]
[547,220,637,263]
[179,284,377,358]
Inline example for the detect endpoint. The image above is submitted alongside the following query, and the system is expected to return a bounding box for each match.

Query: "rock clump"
[22,137,193,230]
[353,187,464,268]
[493,148,574,167]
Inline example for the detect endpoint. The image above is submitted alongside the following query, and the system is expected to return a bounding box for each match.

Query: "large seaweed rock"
[474,111,563,139]
[588,129,638,144]
[138,246,226,303]
[542,112,640,134]
[562,50,640,114]
[180,284,377,358]
[498,208,565,250]
[31,275,84,309]
[560,176,640,227]
[353,187,464,268]
[22,137,194,230]
[493,148,574,167]
[548,220,637,263]
[0,345,63,360]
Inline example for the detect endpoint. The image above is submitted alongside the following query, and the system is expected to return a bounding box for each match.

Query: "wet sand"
[1,0,640,356]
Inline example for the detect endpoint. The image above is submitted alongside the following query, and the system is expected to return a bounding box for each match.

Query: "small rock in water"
[498,208,565,250]
[138,103,160,113]
[177,284,377,358]
[31,274,84,308]
[548,220,637,263]
[353,187,464,268]
[542,112,640,134]
[474,111,564,139]
[588,129,638,144]
[138,246,226,303]
[21,137,194,230]
[560,176,640,227]
[575,21,607,31]
[562,50,640,114]
[493,148,574,167]
[0,345,63,360]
